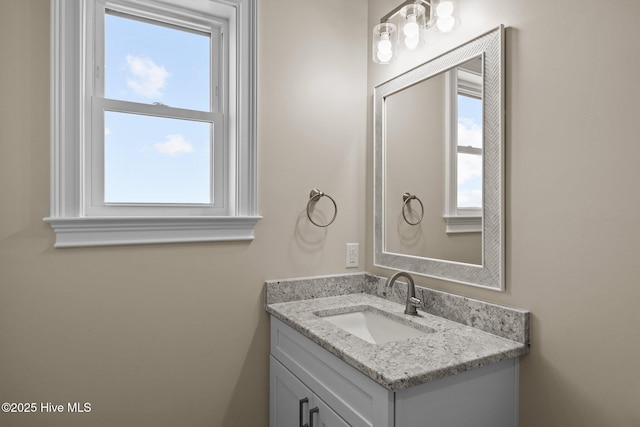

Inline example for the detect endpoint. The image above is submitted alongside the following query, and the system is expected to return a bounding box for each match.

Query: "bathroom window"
[47,0,259,247]
[95,7,223,213]
[444,58,483,233]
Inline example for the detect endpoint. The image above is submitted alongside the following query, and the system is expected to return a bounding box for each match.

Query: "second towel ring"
[307,189,337,227]
[402,193,424,225]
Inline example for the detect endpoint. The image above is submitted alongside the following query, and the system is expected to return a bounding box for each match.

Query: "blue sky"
[456,94,483,208]
[103,12,212,204]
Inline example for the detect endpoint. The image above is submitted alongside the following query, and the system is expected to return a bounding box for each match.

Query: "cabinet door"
[271,356,313,427]
[271,317,393,427]
[272,356,352,427]
[310,397,350,427]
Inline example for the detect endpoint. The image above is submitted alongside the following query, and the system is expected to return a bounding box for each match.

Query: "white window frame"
[46,0,260,247]
[444,60,483,234]
[91,3,226,216]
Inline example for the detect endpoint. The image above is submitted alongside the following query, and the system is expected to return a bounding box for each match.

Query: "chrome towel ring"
[402,192,424,226]
[306,189,337,227]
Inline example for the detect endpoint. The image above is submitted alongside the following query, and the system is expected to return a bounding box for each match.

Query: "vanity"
[266,24,521,427]
[266,274,529,427]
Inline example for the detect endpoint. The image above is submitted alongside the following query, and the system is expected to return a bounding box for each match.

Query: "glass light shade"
[430,0,460,33]
[403,15,419,38]
[400,4,426,50]
[372,22,398,64]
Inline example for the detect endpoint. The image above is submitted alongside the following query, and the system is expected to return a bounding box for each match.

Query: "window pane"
[457,94,482,149]
[457,93,482,209]
[457,153,482,208]
[104,112,212,204]
[105,12,211,111]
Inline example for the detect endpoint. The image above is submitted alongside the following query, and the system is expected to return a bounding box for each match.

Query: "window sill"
[44,216,262,248]
[444,215,482,234]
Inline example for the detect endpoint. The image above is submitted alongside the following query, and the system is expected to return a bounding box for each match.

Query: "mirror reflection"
[384,56,483,265]
[373,26,504,289]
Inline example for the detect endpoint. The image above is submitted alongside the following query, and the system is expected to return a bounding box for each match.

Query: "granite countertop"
[266,275,529,391]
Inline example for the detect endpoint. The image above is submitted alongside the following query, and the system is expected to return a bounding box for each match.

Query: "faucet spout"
[385,271,421,315]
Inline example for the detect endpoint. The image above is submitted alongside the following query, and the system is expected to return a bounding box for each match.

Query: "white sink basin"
[317,308,430,345]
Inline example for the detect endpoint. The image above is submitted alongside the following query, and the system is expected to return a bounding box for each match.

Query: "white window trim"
[444,60,482,234]
[46,0,260,248]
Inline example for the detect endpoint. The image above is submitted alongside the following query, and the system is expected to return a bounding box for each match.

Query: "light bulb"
[404,36,419,50]
[436,1,455,18]
[373,22,397,64]
[436,15,455,32]
[403,14,419,38]
[378,33,392,53]
[376,49,393,63]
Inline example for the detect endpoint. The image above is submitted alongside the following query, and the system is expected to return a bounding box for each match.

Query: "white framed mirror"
[374,26,505,290]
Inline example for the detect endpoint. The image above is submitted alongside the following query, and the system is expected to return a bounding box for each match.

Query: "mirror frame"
[374,26,505,290]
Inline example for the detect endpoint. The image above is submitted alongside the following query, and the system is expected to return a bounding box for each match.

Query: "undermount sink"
[316,307,432,345]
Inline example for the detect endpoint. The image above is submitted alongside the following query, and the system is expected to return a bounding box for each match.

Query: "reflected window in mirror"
[444,57,483,233]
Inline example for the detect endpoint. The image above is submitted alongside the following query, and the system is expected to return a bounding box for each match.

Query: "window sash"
[88,98,226,216]
[96,2,223,113]
[457,145,482,156]
[87,0,227,216]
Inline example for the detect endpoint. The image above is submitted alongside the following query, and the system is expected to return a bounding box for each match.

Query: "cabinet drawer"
[270,317,392,427]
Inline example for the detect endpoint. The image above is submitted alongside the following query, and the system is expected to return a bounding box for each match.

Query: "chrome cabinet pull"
[299,397,309,427]
[309,407,319,427]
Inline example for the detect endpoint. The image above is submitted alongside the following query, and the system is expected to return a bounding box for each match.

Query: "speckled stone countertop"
[265,274,529,391]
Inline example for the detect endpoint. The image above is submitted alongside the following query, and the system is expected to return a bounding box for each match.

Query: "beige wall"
[368,0,640,425]
[0,0,367,426]
[3,0,640,426]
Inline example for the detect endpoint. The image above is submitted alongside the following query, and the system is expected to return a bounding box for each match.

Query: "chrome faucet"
[385,271,421,315]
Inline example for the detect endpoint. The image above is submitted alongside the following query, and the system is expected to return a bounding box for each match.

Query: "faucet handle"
[409,296,421,307]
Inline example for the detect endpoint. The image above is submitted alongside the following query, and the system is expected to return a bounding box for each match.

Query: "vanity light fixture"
[372,0,460,64]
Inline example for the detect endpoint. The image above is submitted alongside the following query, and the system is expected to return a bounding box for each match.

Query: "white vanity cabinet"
[271,356,349,427]
[270,316,519,427]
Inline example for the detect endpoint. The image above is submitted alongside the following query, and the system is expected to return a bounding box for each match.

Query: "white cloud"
[457,117,483,187]
[153,134,193,155]
[457,151,482,208]
[458,189,482,208]
[457,152,482,185]
[458,118,482,149]
[126,55,170,99]
[105,127,110,137]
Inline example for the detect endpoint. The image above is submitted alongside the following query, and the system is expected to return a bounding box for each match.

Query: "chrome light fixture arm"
[379,0,431,25]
